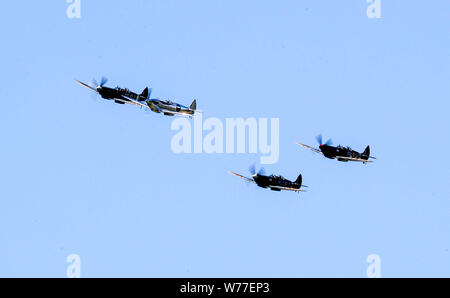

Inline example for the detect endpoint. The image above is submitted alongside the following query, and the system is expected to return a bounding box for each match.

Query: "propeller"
[249,164,256,175]
[140,104,151,114]
[258,167,266,176]
[93,76,108,89]
[316,134,333,146]
[248,164,265,176]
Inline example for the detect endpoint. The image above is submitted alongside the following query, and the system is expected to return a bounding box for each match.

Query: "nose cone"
[319,144,327,153]
[252,174,260,182]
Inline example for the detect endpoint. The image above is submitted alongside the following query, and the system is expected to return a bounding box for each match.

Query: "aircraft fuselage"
[147,99,195,116]
[96,86,147,104]
[253,174,301,191]
[319,145,367,162]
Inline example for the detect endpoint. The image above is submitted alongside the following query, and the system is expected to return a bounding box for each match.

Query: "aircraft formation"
[76,77,198,117]
[76,77,375,194]
[229,133,375,193]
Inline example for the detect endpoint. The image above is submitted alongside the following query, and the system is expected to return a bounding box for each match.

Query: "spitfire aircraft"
[127,93,198,117]
[75,77,149,105]
[123,90,198,117]
[144,98,197,117]
[296,135,376,163]
[230,165,307,192]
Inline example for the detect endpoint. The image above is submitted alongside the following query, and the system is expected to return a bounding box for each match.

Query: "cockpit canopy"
[162,99,174,105]
[271,175,285,180]
[337,145,352,151]
[116,87,130,93]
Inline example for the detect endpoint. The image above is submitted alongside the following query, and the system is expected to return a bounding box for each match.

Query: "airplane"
[230,165,307,192]
[296,134,376,163]
[123,93,198,117]
[75,77,149,106]
[125,88,198,117]
[144,98,197,117]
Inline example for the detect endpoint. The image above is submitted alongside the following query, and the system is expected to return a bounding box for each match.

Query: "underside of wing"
[229,171,255,183]
[114,97,147,107]
[159,109,195,117]
[269,185,306,192]
[337,156,373,163]
[296,142,322,154]
[169,111,196,117]
[117,94,148,107]
[75,80,97,92]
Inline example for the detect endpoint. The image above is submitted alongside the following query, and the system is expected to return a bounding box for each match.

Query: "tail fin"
[294,174,302,187]
[362,145,370,160]
[140,87,150,99]
[189,99,197,111]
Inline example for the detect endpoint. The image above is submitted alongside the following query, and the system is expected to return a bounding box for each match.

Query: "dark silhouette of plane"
[75,77,149,105]
[297,134,376,163]
[230,165,307,192]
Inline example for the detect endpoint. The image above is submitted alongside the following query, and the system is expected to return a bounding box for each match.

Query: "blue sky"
[0,0,449,277]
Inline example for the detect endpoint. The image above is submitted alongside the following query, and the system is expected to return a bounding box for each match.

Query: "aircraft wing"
[160,109,196,117]
[269,185,306,192]
[296,142,322,154]
[119,95,149,108]
[75,80,97,93]
[229,171,255,183]
[113,97,148,108]
[167,111,196,117]
[337,156,374,163]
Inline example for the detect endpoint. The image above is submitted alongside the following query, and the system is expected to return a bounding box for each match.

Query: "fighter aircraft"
[75,77,149,105]
[296,135,376,163]
[121,92,198,117]
[144,98,197,117]
[230,165,307,192]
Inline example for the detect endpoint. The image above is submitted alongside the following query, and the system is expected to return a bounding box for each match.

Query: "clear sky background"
[0,1,449,277]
